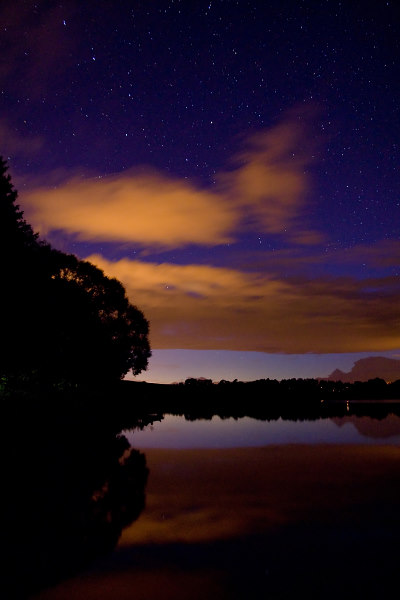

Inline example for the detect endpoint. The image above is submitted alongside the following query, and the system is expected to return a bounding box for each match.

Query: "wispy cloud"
[22,169,237,249]
[222,239,400,277]
[86,254,400,354]
[218,108,323,243]
[21,112,321,249]
[18,110,399,356]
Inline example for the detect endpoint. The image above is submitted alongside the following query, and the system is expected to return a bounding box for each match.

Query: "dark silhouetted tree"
[0,156,38,252]
[0,157,44,379]
[0,157,151,386]
[42,249,151,382]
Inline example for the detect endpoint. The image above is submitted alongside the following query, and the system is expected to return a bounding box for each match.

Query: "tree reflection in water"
[4,389,151,599]
[4,384,400,600]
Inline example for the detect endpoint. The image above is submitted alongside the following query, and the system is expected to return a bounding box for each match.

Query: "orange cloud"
[86,254,400,354]
[23,170,237,249]
[19,108,398,356]
[21,112,322,249]
[217,109,324,243]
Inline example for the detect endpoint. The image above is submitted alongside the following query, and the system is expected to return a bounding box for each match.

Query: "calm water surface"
[32,411,400,600]
[125,413,400,449]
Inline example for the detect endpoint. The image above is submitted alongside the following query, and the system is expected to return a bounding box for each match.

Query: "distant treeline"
[152,375,400,401]
[117,377,400,422]
[5,375,400,424]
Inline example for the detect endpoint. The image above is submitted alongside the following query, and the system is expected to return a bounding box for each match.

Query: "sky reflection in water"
[125,414,400,449]
[33,414,400,600]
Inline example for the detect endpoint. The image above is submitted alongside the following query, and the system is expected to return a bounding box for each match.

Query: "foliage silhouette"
[4,389,151,598]
[0,157,150,387]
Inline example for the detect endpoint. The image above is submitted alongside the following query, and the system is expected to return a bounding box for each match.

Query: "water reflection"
[8,392,400,600]
[34,444,400,600]
[125,412,400,449]
[5,390,150,599]
[332,414,400,438]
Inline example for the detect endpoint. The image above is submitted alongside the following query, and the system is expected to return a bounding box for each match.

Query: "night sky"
[1,0,399,382]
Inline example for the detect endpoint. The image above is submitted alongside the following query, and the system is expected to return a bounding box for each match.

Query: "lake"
[124,412,400,448]
[29,408,400,600]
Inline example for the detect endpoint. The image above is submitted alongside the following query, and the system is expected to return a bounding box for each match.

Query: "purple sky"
[1,1,399,382]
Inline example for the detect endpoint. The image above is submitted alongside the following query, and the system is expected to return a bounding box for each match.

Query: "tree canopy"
[0,157,151,387]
